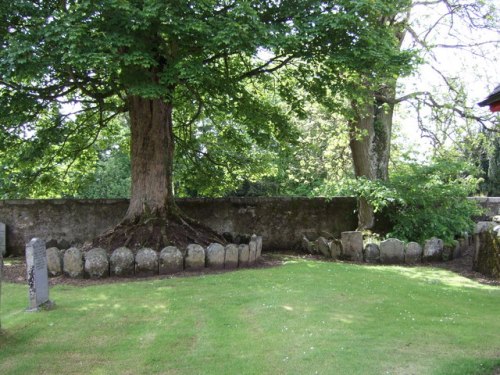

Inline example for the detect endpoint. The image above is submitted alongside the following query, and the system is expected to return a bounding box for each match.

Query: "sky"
[394,0,500,159]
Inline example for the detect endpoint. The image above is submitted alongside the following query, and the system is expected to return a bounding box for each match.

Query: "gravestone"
[329,239,342,259]
[25,238,54,311]
[110,247,135,276]
[380,238,405,264]
[135,248,158,276]
[238,244,250,267]
[316,237,331,257]
[224,244,239,269]
[340,231,363,261]
[405,242,422,264]
[0,222,5,257]
[159,246,184,275]
[185,244,205,270]
[364,243,380,263]
[423,237,444,261]
[249,238,257,263]
[206,243,225,269]
[84,248,109,279]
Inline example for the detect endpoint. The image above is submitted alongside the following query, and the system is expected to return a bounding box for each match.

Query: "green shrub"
[338,158,483,245]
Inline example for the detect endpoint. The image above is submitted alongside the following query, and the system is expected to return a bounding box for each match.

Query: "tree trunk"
[125,95,175,221]
[92,95,224,250]
[350,85,396,230]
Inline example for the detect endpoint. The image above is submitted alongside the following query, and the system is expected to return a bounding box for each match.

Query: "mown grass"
[1,258,499,375]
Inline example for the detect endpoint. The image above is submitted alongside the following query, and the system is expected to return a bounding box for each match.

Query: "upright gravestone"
[25,238,54,311]
[0,222,5,257]
[340,231,363,261]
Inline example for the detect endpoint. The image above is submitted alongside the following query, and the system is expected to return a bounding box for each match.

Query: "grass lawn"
[1,258,499,375]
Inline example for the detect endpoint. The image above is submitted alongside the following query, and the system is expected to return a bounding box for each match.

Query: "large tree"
[0,0,413,249]
[344,0,498,229]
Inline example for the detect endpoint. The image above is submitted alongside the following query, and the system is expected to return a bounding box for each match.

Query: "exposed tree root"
[91,212,226,252]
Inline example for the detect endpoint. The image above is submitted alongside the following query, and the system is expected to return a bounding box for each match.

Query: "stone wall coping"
[0,196,356,206]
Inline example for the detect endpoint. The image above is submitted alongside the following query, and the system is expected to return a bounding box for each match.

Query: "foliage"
[2,259,500,374]
[0,0,416,200]
[330,157,483,245]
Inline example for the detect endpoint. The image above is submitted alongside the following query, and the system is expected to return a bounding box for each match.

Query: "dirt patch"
[1,247,498,287]
[1,254,284,287]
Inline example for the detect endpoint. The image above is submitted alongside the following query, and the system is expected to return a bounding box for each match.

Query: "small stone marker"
[329,239,342,259]
[63,247,84,278]
[380,238,405,264]
[110,247,135,276]
[135,248,158,276]
[84,248,109,279]
[159,246,184,275]
[206,243,225,269]
[238,244,250,267]
[25,238,54,311]
[224,244,239,269]
[249,238,257,263]
[405,242,422,264]
[423,237,444,261]
[46,247,63,277]
[0,222,5,257]
[185,244,205,270]
[364,243,380,263]
[255,236,263,259]
[316,237,331,258]
[340,231,363,261]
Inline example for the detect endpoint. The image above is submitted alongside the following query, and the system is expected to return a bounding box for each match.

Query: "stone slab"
[224,244,239,269]
[405,242,422,264]
[185,244,205,270]
[364,243,380,264]
[238,244,250,267]
[340,231,363,261]
[159,246,184,275]
[380,238,405,264]
[25,238,53,311]
[423,237,444,261]
[206,243,225,269]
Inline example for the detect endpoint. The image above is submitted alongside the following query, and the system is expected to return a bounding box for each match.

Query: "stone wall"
[0,197,357,256]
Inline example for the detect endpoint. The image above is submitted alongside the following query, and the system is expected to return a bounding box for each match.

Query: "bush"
[338,158,483,245]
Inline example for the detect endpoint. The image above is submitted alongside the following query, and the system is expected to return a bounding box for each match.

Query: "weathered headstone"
[255,236,263,259]
[224,244,239,269]
[46,247,63,276]
[249,238,257,263]
[25,238,54,311]
[380,238,405,264]
[185,244,205,270]
[0,222,5,257]
[135,248,158,276]
[159,246,184,275]
[423,237,444,261]
[329,239,342,259]
[206,243,225,269]
[238,244,250,267]
[316,237,331,257]
[84,248,109,279]
[405,242,422,264]
[364,243,380,264]
[110,247,135,276]
[340,231,363,261]
[63,247,84,278]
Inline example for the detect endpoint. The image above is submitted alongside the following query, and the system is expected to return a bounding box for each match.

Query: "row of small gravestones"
[303,231,469,264]
[46,236,263,279]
